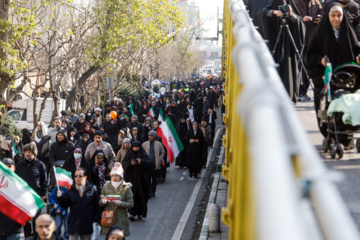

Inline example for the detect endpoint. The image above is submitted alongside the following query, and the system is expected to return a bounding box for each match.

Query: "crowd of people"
[250,0,360,104]
[0,77,224,240]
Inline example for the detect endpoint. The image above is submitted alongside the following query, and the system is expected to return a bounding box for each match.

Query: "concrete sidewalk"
[200,143,229,240]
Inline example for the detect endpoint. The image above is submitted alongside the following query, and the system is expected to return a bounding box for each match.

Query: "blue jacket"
[58,181,100,235]
[50,186,68,216]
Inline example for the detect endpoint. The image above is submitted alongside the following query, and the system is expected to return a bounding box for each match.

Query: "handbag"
[101,206,118,227]
[100,186,126,227]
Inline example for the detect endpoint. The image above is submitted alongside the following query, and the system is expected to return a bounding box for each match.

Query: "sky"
[193,0,223,38]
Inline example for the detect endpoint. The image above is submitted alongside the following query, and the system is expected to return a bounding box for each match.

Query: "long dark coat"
[185,128,205,175]
[122,147,152,217]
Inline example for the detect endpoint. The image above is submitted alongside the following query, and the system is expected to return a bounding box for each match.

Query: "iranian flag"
[156,117,184,163]
[158,108,164,122]
[54,167,73,189]
[0,161,45,225]
[148,107,156,119]
[128,103,135,115]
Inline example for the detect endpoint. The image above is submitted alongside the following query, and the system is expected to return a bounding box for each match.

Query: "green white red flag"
[0,161,45,225]
[54,167,73,189]
[128,103,135,115]
[156,117,184,163]
[148,107,156,119]
[158,108,164,122]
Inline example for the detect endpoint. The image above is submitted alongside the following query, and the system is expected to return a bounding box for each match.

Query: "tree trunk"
[0,0,11,111]
[65,65,99,109]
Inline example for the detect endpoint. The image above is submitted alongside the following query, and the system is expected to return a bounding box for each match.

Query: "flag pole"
[53,166,59,191]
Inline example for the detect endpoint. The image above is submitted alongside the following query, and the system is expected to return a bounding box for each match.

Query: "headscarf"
[143,117,154,129]
[81,122,91,135]
[96,151,106,189]
[74,148,82,169]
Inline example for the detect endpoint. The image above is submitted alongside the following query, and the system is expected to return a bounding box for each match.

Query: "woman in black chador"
[305,2,360,137]
[122,140,152,221]
[185,121,205,179]
[258,0,306,102]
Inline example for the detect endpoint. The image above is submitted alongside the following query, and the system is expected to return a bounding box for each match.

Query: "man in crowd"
[58,168,100,240]
[0,135,12,160]
[69,109,79,124]
[200,118,212,168]
[15,143,47,239]
[74,114,88,132]
[47,117,65,145]
[205,106,217,147]
[94,108,104,126]
[49,129,75,167]
[85,130,116,164]
[33,214,60,240]
[142,131,165,198]
[101,113,119,143]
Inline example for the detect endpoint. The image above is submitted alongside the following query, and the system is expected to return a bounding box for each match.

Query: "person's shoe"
[137,215,143,220]
[129,215,136,221]
[305,94,311,100]
[298,95,306,102]
[194,174,198,179]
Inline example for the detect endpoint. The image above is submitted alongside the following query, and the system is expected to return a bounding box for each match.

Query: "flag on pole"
[148,107,156,119]
[0,161,45,225]
[156,117,184,163]
[128,103,135,115]
[324,62,332,101]
[54,167,73,189]
[158,108,164,122]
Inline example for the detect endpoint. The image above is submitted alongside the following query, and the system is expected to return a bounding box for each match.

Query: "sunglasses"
[75,175,84,178]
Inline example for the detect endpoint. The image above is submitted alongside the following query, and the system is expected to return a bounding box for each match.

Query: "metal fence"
[221,0,360,239]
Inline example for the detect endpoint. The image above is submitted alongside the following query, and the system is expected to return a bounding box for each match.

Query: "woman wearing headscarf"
[116,138,131,163]
[81,122,91,136]
[85,108,94,122]
[186,118,192,130]
[185,121,205,179]
[13,135,23,165]
[142,117,154,141]
[75,133,92,156]
[91,150,111,193]
[68,126,81,146]
[112,129,127,155]
[21,128,33,145]
[99,163,134,236]
[305,2,360,137]
[90,123,100,142]
[257,0,306,102]
[63,148,92,182]
[122,140,152,221]
[32,121,49,143]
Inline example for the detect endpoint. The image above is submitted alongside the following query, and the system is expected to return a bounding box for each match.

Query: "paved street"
[296,88,360,229]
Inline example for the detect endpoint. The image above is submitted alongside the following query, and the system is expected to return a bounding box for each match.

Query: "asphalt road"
[296,88,360,230]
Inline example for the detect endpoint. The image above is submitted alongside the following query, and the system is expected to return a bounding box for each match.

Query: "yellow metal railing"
[221,0,255,239]
[221,0,360,239]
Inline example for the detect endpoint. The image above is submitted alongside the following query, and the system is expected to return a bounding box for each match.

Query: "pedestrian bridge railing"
[221,0,360,239]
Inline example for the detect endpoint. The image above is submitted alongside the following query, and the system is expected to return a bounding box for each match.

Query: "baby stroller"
[321,63,360,159]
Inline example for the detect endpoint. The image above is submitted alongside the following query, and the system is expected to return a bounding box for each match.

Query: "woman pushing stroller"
[305,2,360,140]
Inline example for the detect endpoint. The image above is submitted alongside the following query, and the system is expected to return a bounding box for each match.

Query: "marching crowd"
[0,77,224,240]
